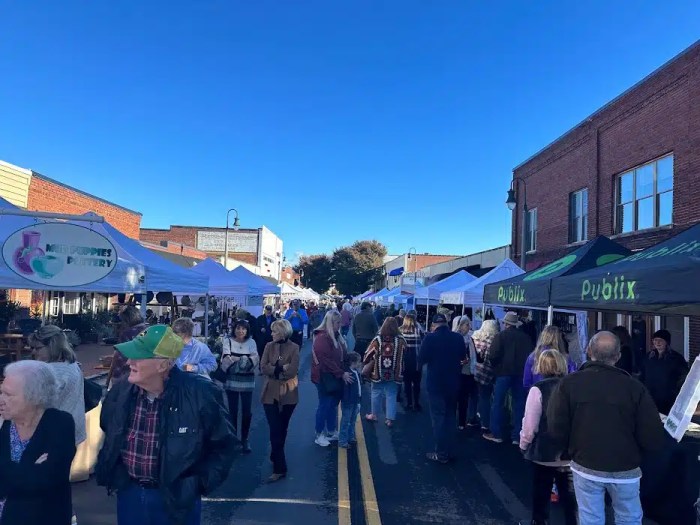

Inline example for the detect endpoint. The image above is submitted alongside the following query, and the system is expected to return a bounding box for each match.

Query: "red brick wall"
[511,42,700,267]
[28,176,142,238]
[280,266,300,285]
[510,42,700,358]
[410,254,460,272]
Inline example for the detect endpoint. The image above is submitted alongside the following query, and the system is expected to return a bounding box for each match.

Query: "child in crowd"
[339,351,363,448]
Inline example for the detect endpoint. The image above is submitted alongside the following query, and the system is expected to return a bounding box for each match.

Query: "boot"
[241,414,252,454]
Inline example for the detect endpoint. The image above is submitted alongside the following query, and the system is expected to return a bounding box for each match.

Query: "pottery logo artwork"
[2,223,118,287]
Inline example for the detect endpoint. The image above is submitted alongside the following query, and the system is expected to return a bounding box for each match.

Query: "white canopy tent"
[439,259,523,305]
[0,197,209,295]
[413,270,476,306]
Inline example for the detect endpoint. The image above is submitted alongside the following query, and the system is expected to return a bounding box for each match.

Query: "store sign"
[2,223,118,287]
[197,231,258,253]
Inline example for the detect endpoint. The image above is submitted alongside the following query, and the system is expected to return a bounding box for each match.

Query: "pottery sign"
[2,223,118,287]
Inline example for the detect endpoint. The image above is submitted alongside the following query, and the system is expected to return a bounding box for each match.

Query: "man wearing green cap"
[96,325,236,525]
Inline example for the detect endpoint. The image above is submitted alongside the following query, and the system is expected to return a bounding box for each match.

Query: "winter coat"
[352,310,379,340]
[489,326,534,377]
[260,339,300,406]
[96,367,236,525]
[641,348,689,415]
[310,331,346,385]
[418,326,467,396]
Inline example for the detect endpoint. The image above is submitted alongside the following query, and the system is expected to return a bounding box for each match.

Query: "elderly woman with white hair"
[0,360,77,525]
[454,316,479,430]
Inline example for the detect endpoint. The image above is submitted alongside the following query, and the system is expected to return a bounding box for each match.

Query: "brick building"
[509,41,700,359]
[1,160,141,238]
[280,266,301,286]
[140,225,283,280]
[383,254,463,289]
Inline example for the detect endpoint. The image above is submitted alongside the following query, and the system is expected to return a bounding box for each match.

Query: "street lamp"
[506,178,528,270]
[407,247,417,272]
[223,208,240,270]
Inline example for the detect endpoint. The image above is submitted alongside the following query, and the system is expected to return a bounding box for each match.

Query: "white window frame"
[526,208,537,253]
[569,188,588,243]
[615,154,674,234]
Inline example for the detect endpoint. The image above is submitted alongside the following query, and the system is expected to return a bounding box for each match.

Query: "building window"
[569,188,588,243]
[526,208,537,253]
[616,155,673,234]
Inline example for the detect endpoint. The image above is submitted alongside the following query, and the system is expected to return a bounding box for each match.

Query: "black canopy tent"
[483,236,632,310]
[550,223,700,315]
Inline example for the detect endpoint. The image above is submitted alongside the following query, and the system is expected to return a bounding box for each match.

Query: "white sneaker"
[326,431,339,442]
[315,434,331,447]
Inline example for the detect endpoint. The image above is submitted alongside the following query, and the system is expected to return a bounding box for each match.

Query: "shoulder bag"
[312,346,343,395]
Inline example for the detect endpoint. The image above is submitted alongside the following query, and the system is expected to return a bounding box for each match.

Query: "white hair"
[342,302,353,312]
[4,360,57,409]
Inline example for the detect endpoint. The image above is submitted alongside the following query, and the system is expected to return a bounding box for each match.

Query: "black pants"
[531,463,577,525]
[457,375,479,427]
[428,392,457,460]
[264,402,296,475]
[354,338,371,359]
[291,331,304,348]
[226,390,253,441]
[403,369,422,407]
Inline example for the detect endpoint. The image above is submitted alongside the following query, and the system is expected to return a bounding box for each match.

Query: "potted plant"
[0,300,20,334]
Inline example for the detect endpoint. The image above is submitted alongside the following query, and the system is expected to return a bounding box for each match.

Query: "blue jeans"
[489,375,525,441]
[339,402,359,446]
[117,483,201,525]
[477,383,493,429]
[315,383,340,434]
[428,391,458,460]
[370,381,398,420]
[572,471,642,525]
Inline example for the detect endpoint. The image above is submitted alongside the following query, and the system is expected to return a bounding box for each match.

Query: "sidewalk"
[75,342,114,378]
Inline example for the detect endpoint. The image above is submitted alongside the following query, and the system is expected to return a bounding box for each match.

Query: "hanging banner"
[2,223,118,287]
[664,355,700,441]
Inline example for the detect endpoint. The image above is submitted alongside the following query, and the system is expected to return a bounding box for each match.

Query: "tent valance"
[550,224,700,315]
[483,236,631,309]
[413,270,476,305]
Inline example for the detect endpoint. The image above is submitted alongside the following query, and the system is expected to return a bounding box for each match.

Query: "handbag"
[84,378,103,412]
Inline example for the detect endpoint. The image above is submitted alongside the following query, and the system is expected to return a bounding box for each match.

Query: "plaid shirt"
[121,389,161,481]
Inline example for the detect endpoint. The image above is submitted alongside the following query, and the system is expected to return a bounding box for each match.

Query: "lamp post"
[407,247,417,273]
[506,177,528,271]
[223,208,240,270]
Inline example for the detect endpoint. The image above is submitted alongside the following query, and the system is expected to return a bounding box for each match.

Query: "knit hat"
[652,329,671,346]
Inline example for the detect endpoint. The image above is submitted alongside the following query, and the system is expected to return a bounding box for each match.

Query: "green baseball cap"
[115,324,185,360]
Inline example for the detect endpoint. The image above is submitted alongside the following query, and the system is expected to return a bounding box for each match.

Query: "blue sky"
[1,2,698,263]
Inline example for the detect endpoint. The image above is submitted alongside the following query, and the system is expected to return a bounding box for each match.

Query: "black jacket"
[255,314,275,351]
[352,310,379,340]
[548,361,665,473]
[418,326,467,396]
[488,326,533,377]
[641,349,688,415]
[0,408,76,525]
[524,377,565,463]
[96,367,236,525]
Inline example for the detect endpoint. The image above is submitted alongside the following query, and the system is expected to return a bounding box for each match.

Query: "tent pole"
[42,292,48,323]
[204,294,209,339]
[547,305,554,325]
[139,277,148,319]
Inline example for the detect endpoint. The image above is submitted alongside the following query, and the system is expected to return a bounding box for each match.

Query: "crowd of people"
[0,295,694,525]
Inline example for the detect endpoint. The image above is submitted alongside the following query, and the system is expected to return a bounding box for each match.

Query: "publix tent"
[0,197,208,294]
[483,236,631,309]
[440,259,523,305]
[413,270,476,305]
[550,223,700,315]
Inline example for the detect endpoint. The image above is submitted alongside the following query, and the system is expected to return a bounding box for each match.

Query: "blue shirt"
[285,308,309,332]
[176,338,218,378]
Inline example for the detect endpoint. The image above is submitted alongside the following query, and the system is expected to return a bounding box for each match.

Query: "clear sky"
[1,2,698,263]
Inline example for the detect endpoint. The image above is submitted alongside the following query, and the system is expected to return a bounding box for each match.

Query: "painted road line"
[338,415,351,525]
[355,414,382,525]
[475,463,529,520]
[203,497,335,506]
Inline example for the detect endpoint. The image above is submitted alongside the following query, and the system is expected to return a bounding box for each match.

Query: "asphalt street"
[73,338,657,524]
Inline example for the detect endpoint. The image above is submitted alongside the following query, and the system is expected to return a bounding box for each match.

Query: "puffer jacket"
[96,367,236,525]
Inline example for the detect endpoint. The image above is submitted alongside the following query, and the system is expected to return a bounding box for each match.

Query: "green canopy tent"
[483,235,631,311]
[550,223,700,315]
